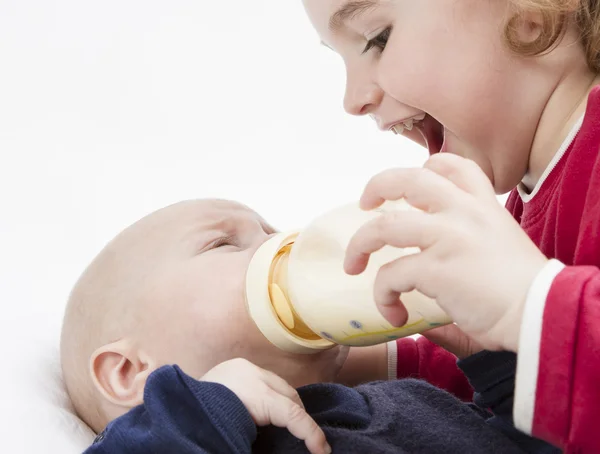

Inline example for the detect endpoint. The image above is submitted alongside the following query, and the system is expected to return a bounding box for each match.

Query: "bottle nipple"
[267,245,322,341]
[270,283,295,330]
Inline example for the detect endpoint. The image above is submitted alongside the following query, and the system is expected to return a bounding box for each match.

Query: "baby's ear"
[90,340,156,409]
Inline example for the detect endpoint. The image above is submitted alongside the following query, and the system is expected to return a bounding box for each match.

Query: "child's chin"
[402,128,427,149]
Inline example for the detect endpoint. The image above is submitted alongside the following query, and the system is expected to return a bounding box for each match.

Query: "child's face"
[303,0,551,193]
[137,200,347,386]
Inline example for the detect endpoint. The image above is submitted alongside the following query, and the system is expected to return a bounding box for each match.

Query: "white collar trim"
[518,115,584,203]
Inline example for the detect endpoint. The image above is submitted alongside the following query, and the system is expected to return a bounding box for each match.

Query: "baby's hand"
[200,358,331,454]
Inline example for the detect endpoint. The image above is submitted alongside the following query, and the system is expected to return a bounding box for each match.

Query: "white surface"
[0,1,427,452]
[0,313,96,452]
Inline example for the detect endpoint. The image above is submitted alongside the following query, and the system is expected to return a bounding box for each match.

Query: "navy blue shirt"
[86,351,560,453]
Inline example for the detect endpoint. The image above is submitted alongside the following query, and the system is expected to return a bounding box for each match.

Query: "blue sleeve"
[84,365,257,453]
[458,351,560,454]
[458,351,517,421]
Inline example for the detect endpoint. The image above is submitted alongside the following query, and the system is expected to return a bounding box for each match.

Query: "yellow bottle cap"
[245,232,335,354]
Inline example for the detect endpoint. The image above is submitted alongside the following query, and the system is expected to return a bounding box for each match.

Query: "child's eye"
[363,27,392,54]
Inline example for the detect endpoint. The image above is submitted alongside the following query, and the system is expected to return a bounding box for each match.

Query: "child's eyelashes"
[363,27,392,54]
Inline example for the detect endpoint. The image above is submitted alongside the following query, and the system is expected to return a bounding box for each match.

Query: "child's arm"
[85,359,329,454]
[335,343,388,386]
[394,336,474,402]
[513,262,600,453]
[336,337,473,402]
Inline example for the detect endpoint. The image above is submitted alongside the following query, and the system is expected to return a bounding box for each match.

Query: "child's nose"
[343,81,383,116]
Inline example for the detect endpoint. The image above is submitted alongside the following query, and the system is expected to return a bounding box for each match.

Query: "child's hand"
[344,153,548,353]
[423,324,484,360]
[200,358,331,454]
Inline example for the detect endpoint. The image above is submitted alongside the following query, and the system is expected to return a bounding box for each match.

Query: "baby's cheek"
[210,310,269,359]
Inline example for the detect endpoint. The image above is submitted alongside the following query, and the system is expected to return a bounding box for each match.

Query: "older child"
[302,0,600,451]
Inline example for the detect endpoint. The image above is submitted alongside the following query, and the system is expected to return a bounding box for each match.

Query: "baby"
[61,199,348,434]
[61,199,553,453]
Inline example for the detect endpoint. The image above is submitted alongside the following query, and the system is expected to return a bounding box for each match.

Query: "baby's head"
[61,199,347,433]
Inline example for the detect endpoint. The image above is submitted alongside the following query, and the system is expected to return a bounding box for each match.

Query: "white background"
[0,0,429,323]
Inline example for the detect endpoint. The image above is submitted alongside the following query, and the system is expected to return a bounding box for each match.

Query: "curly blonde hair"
[506,0,600,71]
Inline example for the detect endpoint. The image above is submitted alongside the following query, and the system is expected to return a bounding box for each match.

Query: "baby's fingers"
[261,369,305,409]
[268,393,331,454]
[261,369,329,452]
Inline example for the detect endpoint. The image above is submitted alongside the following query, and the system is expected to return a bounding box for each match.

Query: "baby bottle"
[245,200,452,354]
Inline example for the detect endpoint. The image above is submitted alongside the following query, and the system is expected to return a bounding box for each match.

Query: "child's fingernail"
[324,443,332,454]
[359,198,372,210]
[343,255,352,270]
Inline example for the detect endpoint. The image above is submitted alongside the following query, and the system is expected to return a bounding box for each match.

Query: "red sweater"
[389,336,474,402]
[505,86,600,453]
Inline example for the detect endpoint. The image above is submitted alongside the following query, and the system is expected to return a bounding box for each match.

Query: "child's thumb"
[422,324,484,359]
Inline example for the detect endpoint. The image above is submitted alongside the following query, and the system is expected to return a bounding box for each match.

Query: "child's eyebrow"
[329,0,380,32]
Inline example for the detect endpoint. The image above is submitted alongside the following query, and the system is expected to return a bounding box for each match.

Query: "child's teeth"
[392,124,405,135]
[392,114,425,134]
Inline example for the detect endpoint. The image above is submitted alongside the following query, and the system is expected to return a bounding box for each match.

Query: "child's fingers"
[424,154,495,200]
[422,324,484,359]
[378,300,410,328]
[267,393,331,454]
[373,253,430,311]
[344,210,435,275]
[359,167,465,213]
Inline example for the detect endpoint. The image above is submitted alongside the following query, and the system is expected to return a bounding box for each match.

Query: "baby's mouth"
[391,114,445,155]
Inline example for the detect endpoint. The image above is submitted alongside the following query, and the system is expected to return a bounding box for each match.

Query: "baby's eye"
[363,27,392,54]
[210,235,237,249]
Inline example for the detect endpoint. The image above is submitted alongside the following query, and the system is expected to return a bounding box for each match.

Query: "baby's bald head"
[61,199,346,433]
[60,200,205,432]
